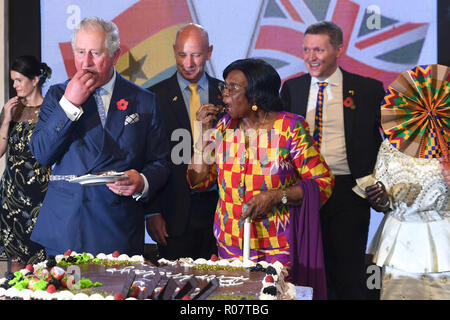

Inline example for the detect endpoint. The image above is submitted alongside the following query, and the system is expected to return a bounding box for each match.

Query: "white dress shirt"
[306,67,351,175]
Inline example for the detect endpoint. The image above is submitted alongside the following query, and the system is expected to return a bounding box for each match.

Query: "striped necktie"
[313,82,328,151]
[94,87,108,127]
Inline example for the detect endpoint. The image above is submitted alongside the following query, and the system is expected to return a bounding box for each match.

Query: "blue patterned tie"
[313,82,328,151]
[94,87,108,127]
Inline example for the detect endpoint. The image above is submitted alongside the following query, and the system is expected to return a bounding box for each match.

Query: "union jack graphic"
[247,0,431,88]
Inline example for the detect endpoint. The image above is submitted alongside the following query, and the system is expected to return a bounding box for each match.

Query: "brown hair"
[11,55,52,88]
[304,21,343,48]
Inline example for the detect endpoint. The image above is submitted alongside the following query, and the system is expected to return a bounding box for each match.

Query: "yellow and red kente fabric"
[188,112,334,261]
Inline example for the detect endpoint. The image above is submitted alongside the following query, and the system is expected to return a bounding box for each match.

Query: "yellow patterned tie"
[188,83,200,144]
[188,83,201,133]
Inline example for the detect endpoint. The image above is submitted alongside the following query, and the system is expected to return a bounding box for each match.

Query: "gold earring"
[251,105,258,112]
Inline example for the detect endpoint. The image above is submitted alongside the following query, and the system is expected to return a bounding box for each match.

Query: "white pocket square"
[125,113,139,125]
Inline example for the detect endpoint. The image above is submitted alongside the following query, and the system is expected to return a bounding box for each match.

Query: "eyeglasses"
[218,82,246,95]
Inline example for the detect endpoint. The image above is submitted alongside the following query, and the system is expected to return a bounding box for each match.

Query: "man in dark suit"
[145,24,221,260]
[281,21,385,299]
[30,17,169,256]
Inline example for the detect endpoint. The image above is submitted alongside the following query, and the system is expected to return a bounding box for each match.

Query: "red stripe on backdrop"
[255,26,304,59]
[331,0,360,52]
[339,55,399,89]
[355,23,428,50]
[281,71,306,84]
[59,42,77,78]
[331,0,399,88]
[281,0,304,23]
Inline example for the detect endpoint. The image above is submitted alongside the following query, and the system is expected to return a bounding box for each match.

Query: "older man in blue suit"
[30,17,169,256]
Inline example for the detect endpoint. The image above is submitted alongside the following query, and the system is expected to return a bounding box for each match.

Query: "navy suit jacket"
[146,72,222,237]
[280,68,385,179]
[30,72,170,256]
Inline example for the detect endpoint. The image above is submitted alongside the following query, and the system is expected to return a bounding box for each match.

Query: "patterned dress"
[0,112,51,265]
[368,140,449,299]
[188,111,333,265]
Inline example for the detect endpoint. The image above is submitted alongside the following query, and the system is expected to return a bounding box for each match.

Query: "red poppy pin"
[117,99,128,111]
[344,96,356,110]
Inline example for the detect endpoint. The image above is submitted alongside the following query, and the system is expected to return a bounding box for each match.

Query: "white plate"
[69,172,128,186]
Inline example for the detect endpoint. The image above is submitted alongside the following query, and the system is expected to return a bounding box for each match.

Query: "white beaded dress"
[368,139,449,299]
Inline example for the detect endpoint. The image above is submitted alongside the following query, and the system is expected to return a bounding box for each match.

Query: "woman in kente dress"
[0,56,52,271]
[187,58,334,299]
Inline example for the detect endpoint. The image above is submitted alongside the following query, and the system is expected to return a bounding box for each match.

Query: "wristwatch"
[281,190,288,204]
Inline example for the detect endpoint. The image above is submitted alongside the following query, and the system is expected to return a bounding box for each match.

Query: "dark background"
[8,0,450,97]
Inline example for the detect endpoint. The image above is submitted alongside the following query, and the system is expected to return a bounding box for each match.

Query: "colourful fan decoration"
[380,64,450,162]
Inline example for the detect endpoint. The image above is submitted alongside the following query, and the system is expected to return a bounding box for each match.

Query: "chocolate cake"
[0,251,296,300]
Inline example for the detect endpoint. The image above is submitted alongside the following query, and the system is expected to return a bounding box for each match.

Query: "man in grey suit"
[145,24,222,260]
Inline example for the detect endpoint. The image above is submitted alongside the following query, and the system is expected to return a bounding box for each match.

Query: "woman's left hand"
[365,181,390,213]
[241,190,279,220]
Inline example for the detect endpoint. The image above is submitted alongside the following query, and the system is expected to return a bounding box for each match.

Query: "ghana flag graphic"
[58,0,194,87]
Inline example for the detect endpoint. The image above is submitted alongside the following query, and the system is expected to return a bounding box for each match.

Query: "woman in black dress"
[0,56,52,271]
